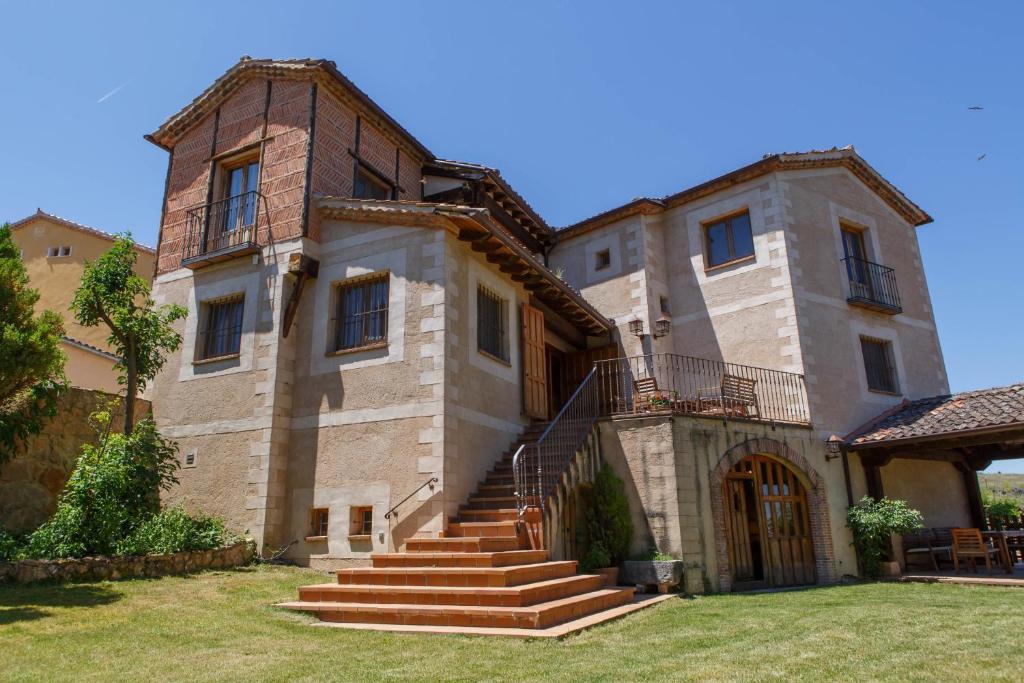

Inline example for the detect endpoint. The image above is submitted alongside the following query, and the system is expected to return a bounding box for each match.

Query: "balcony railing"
[842,256,902,314]
[593,354,810,425]
[182,191,264,267]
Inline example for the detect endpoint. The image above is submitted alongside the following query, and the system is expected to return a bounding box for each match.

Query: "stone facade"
[0,389,151,535]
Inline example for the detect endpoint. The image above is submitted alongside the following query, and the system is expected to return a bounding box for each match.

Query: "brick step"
[299,574,605,608]
[464,495,521,509]
[456,508,518,522]
[444,520,519,538]
[479,473,516,484]
[280,587,633,629]
[371,549,548,568]
[474,484,515,496]
[405,536,523,553]
[335,561,578,588]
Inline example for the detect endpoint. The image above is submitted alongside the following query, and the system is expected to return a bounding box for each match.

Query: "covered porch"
[846,383,1024,578]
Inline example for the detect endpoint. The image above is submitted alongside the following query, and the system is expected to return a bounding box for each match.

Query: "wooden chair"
[698,374,760,418]
[902,529,952,572]
[951,528,1001,573]
[632,377,660,413]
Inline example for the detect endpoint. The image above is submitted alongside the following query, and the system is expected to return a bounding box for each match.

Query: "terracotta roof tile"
[8,209,156,254]
[848,383,1024,446]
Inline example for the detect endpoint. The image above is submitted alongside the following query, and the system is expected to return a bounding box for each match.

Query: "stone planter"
[879,560,902,578]
[595,566,619,587]
[621,560,685,593]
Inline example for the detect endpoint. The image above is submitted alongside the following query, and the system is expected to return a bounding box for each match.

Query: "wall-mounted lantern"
[628,318,645,338]
[826,434,844,460]
[653,314,672,338]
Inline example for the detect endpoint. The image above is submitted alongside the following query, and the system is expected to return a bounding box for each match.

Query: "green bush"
[24,417,179,559]
[846,496,923,578]
[578,463,633,572]
[0,529,21,561]
[983,494,1023,530]
[117,507,235,556]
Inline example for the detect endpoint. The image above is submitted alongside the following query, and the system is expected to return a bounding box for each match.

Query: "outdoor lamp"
[826,434,844,460]
[628,318,645,338]
[654,314,672,338]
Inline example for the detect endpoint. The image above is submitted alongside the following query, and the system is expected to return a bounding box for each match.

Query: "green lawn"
[2,566,1022,682]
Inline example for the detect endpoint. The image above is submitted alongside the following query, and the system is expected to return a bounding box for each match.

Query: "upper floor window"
[353,167,391,200]
[309,508,329,539]
[334,273,389,352]
[595,248,611,271]
[219,158,260,234]
[197,295,244,361]
[860,336,899,394]
[47,246,72,258]
[477,286,509,363]
[704,211,754,268]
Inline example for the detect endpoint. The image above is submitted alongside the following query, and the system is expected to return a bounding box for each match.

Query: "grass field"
[980,472,1024,505]
[2,566,1023,682]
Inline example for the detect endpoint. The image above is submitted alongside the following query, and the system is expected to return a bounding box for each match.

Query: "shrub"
[24,417,179,559]
[117,507,235,556]
[846,496,923,578]
[983,494,1023,530]
[0,529,21,561]
[577,463,633,571]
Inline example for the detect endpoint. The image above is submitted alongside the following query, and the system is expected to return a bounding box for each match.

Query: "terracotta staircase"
[280,423,635,631]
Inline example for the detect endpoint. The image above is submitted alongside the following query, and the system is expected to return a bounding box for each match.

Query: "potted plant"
[577,463,633,586]
[846,496,923,579]
[621,550,685,593]
[647,390,678,410]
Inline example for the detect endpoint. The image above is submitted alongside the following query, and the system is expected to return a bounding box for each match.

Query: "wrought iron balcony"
[181,191,264,268]
[842,256,902,314]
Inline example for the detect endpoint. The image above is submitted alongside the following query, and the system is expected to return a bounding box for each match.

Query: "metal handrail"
[513,367,600,518]
[384,476,438,520]
[842,256,901,312]
[183,191,265,262]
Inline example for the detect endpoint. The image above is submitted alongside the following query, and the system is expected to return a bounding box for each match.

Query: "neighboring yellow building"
[8,209,156,393]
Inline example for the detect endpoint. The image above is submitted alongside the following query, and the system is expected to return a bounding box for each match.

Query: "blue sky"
[2,1,1022,471]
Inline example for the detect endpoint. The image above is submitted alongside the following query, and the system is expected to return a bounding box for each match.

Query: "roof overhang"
[316,197,613,336]
[145,57,433,160]
[560,147,932,239]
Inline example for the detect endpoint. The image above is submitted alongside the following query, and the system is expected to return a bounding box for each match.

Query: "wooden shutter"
[522,303,548,420]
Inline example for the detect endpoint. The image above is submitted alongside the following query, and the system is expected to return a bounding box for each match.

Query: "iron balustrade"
[183,191,264,263]
[593,354,810,425]
[384,477,438,520]
[513,367,600,518]
[842,256,902,313]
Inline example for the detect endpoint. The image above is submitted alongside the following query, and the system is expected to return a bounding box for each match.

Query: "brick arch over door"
[710,437,836,592]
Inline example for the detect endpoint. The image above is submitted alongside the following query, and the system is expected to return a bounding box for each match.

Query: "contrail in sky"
[97,81,129,103]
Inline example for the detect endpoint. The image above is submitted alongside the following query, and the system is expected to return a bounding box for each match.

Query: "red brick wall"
[398,149,421,201]
[309,89,357,242]
[259,80,312,246]
[157,116,215,274]
[214,79,265,156]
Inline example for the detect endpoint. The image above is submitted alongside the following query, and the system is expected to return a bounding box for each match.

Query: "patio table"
[981,531,1024,574]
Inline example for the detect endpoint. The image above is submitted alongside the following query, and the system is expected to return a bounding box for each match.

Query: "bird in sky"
[967,106,984,111]
[977,153,987,161]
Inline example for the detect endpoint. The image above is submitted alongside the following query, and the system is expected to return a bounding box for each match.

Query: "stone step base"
[336,561,578,588]
[371,549,547,568]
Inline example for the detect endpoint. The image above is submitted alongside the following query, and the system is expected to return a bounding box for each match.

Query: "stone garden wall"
[0,540,256,584]
[0,388,150,534]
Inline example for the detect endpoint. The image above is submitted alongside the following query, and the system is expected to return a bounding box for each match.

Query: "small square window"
[47,246,72,258]
[704,211,754,268]
[309,508,329,538]
[660,296,671,315]
[353,167,392,200]
[196,295,244,361]
[595,248,611,271]
[333,273,389,352]
[350,506,373,537]
[477,286,509,362]
[860,336,899,394]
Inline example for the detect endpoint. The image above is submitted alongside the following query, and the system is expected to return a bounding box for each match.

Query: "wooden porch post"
[955,462,986,529]
[861,457,884,500]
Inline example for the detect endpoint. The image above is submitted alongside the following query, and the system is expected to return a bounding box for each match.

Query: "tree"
[0,223,66,464]
[72,234,186,432]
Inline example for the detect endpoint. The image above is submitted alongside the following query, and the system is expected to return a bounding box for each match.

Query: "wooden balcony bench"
[901,528,953,571]
[697,374,760,418]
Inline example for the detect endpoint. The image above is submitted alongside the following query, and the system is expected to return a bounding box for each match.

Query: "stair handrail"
[513,367,600,519]
[384,476,438,520]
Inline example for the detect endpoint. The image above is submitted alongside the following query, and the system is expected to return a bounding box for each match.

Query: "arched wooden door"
[724,455,816,588]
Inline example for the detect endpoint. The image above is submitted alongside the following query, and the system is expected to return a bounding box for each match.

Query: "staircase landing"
[279,423,665,636]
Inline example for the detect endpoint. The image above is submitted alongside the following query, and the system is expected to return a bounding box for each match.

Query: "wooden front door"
[724,456,816,588]
[522,303,548,420]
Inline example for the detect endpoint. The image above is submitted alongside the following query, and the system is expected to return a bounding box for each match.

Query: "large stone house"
[145,57,985,618]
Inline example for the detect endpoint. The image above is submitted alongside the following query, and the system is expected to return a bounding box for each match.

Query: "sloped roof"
[847,383,1024,447]
[62,336,120,361]
[145,57,433,159]
[8,209,155,254]
[560,146,932,238]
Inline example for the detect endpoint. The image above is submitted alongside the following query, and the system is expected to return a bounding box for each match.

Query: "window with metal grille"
[334,274,389,351]
[704,210,754,268]
[860,336,899,394]
[477,286,509,362]
[197,296,244,360]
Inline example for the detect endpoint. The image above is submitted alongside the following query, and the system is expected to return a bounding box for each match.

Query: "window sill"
[478,348,512,367]
[867,388,902,397]
[193,353,241,366]
[326,341,388,358]
[347,534,372,541]
[304,535,327,542]
[704,254,756,274]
